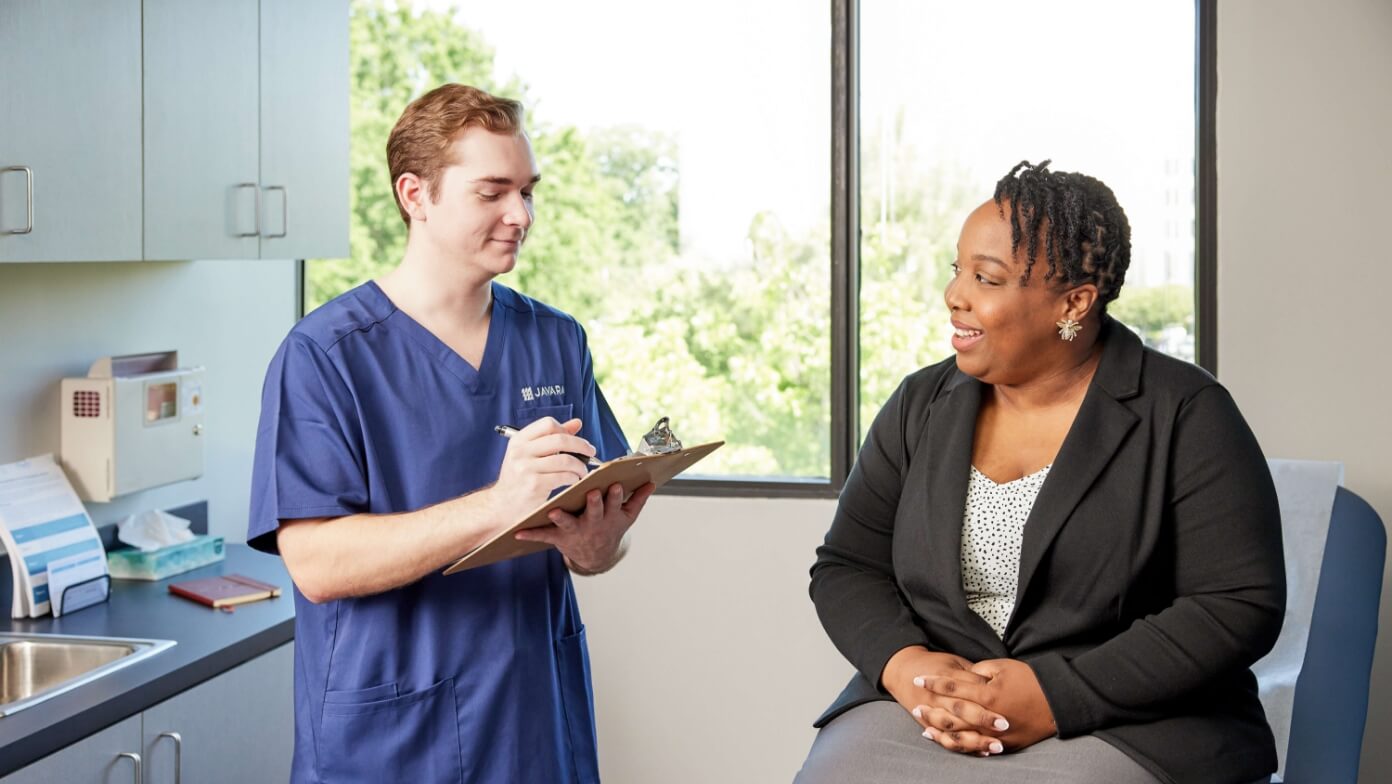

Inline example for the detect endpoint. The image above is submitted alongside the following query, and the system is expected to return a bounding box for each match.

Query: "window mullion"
[830,0,861,492]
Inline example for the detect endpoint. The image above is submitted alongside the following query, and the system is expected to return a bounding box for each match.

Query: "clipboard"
[443,440,724,574]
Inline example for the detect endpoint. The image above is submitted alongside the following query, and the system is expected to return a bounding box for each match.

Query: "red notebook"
[169,574,282,608]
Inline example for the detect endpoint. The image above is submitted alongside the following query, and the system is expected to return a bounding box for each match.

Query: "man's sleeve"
[247,334,368,554]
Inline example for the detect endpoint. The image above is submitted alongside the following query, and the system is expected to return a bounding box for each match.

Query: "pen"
[494,424,603,467]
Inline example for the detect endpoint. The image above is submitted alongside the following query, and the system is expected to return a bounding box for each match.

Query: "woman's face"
[945,199,1083,386]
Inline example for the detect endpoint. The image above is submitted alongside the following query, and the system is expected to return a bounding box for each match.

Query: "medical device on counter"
[59,351,205,502]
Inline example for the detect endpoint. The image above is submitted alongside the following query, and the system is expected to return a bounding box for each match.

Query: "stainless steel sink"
[0,633,176,717]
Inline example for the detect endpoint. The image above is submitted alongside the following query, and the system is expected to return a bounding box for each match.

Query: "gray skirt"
[795,701,1162,784]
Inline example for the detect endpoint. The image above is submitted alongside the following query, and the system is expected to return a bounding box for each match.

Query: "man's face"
[418,126,539,276]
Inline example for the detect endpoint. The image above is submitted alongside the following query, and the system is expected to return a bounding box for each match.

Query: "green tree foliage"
[1109,284,1194,346]
[857,115,973,437]
[309,1,831,475]
[306,0,505,310]
[502,126,679,324]
[582,211,832,476]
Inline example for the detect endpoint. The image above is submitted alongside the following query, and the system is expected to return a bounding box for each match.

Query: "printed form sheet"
[0,454,106,618]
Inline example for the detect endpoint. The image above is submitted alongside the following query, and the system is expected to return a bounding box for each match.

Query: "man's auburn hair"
[386,83,525,225]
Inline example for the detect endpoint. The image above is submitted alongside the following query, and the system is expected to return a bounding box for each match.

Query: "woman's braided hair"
[992,160,1131,311]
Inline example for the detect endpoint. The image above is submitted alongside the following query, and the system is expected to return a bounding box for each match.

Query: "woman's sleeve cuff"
[1028,652,1103,737]
[859,629,933,694]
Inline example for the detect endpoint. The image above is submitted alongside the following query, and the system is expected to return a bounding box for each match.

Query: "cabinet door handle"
[264,185,288,238]
[116,751,142,783]
[159,731,183,783]
[2,166,34,235]
[236,182,261,237]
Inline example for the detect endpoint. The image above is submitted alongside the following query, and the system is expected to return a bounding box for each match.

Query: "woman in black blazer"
[797,162,1284,784]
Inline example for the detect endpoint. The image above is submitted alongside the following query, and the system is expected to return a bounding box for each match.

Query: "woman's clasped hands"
[883,647,1058,758]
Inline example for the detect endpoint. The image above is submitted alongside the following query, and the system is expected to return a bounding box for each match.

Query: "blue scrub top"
[248,281,628,784]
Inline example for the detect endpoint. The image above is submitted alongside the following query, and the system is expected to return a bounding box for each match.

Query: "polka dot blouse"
[960,464,1052,639]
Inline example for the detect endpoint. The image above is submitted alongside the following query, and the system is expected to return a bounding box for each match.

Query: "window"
[306,0,831,483]
[306,0,1211,492]
[858,0,1199,438]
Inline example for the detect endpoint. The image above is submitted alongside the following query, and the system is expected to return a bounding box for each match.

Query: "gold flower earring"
[1056,318,1081,342]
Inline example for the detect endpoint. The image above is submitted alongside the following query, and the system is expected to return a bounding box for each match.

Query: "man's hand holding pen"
[484,416,654,575]
[495,422,603,467]
[481,417,597,524]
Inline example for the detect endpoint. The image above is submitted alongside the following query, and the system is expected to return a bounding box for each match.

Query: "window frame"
[298,0,1216,499]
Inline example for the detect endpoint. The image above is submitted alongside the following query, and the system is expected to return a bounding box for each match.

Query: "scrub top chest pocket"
[513,403,574,427]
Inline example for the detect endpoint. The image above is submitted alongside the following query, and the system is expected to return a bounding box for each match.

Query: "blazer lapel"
[918,373,1013,656]
[1010,320,1143,625]
[919,372,979,614]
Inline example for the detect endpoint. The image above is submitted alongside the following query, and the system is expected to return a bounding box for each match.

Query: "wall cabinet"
[257,0,351,261]
[1,644,294,784]
[144,0,349,261]
[0,0,348,263]
[141,0,262,261]
[0,0,144,263]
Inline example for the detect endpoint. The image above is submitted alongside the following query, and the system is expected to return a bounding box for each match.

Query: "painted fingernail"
[911,707,922,719]
[913,676,926,688]
[989,741,1004,754]
[922,729,936,741]
[994,718,1010,731]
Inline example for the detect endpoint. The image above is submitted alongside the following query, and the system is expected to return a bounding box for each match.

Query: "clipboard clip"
[636,417,683,455]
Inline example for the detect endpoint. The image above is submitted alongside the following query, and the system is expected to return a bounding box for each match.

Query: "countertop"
[0,544,295,774]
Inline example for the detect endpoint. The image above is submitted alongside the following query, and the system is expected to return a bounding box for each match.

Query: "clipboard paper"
[443,441,723,574]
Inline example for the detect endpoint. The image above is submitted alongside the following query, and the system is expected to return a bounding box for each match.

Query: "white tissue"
[117,509,196,552]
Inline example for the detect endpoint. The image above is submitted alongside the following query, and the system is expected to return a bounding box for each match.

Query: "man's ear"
[396,172,429,223]
[1061,284,1100,323]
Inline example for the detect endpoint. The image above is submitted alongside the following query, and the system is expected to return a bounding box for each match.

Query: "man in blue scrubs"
[247,83,654,783]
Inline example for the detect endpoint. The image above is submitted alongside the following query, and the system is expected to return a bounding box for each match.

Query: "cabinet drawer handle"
[236,182,260,237]
[265,185,288,239]
[2,166,34,235]
[116,751,141,783]
[159,731,183,783]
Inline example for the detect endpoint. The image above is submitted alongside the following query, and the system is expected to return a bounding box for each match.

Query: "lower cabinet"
[1,715,142,784]
[141,643,294,783]
[3,643,294,783]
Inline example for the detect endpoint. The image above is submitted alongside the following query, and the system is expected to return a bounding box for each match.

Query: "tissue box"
[107,535,225,581]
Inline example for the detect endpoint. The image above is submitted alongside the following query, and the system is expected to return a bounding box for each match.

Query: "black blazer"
[810,319,1285,784]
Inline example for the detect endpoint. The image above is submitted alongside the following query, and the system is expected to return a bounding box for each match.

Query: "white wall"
[574,495,847,783]
[1217,2,1392,781]
[0,260,297,538]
